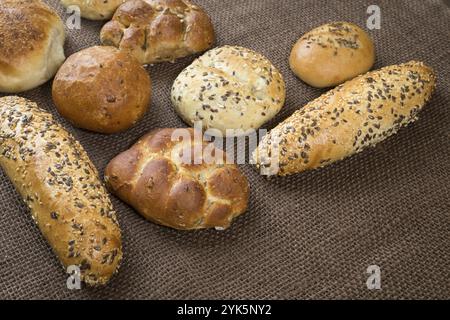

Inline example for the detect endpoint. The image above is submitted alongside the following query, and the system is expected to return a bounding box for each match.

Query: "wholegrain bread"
[105,128,249,230]
[0,0,65,93]
[171,46,286,136]
[254,61,436,176]
[289,22,375,88]
[0,96,122,285]
[100,0,215,64]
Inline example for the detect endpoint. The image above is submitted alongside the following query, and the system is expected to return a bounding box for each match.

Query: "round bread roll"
[171,46,286,136]
[0,0,65,93]
[100,0,215,64]
[52,46,151,134]
[105,128,250,230]
[60,0,126,20]
[289,21,375,88]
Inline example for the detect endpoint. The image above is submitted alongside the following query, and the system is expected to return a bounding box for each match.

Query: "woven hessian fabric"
[0,0,449,299]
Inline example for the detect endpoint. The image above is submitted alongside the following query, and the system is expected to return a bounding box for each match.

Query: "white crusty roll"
[0,0,65,93]
[60,0,126,20]
[171,46,286,136]
[0,96,122,285]
[254,61,436,176]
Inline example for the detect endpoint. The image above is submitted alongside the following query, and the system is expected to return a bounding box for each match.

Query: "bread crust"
[100,0,215,64]
[52,46,151,134]
[105,128,249,230]
[0,0,65,93]
[289,22,375,88]
[254,61,436,176]
[171,45,286,136]
[0,96,122,285]
[60,0,126,20]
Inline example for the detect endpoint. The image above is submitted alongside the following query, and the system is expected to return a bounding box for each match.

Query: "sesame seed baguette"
[0,96,122,285]
[254,61,436,176]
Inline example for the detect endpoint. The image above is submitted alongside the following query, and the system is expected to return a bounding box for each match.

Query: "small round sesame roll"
[290,21,375,88]
[171,45,286,137]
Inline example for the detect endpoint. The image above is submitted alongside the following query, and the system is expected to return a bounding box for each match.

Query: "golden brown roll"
[0,96,122,285]
[52,46,151,134]
[100,0,215,64]
[289,22,375,88]
[0,0,65,93]
[254,61,436,176]
[105,128,249,230]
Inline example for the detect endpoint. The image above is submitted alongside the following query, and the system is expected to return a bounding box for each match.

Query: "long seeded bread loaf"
[254,61,436,176]
[0,96,122,285]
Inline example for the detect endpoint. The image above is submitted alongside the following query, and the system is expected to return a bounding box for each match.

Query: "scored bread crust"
[171,45,286,136]
[100,0,215,64]
[0,96,122,285]
[254,61,436,176]
[0,0,65,93]
[60,0,126,20]
[105,128,249,230]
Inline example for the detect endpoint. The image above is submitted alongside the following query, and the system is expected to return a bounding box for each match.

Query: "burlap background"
[0,0,449,299]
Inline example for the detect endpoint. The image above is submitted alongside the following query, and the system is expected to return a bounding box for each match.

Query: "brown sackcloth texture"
[0,0,449,299]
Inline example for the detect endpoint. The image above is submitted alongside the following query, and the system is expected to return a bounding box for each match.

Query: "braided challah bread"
[100,0,215,64]
[105,128,249,230]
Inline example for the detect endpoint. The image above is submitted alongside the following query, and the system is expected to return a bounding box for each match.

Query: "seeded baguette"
[0,96,122,285]
[254,61,436,176]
